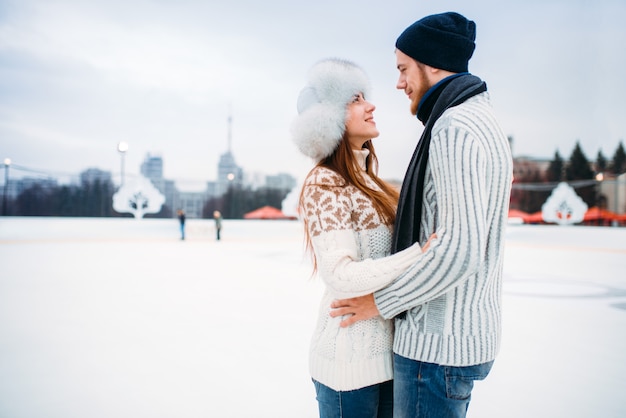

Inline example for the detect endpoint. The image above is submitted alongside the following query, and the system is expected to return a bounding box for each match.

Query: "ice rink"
[1,217,625,418]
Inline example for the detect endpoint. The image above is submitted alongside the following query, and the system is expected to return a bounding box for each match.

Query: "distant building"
[80,168,112,185]
[205,151,244,199]
[177,191,206,219]
[513,156,550,182]
[266,173,297,191]
[140,153,163,179]
[151,178,177,213]
[139,153,176,214]
[210,113,244,197]
[597,173,626,215]
[217,151,243,190]
[205,181,221,198]
[152,145,297,218]
[3,177,58,199]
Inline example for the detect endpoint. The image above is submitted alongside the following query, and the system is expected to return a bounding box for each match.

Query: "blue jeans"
[393,354,493,418]
[313,379,393,418]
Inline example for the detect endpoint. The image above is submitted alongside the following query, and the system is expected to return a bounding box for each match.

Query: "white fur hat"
[291,58,371,161]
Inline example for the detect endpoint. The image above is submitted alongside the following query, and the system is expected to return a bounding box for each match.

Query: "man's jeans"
[313,379,393,418]
[393,354,493,418]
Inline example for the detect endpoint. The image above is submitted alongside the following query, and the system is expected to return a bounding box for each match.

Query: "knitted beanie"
[396,12,476,73]
[291,58,371,161]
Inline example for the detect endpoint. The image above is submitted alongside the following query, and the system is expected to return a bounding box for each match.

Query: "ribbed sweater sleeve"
[311,229,423,299]
[374,124,489,318]
[301,167,424,299]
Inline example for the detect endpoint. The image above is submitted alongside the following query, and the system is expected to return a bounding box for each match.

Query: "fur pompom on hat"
[396,11,476,73]
[291,58,371,161]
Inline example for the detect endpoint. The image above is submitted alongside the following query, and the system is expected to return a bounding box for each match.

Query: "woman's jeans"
[393,354,494,418]
[313,379,393,418]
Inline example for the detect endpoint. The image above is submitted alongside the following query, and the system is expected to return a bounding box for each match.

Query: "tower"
[217,111,243,194]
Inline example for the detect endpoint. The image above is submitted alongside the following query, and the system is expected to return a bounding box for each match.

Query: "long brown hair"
[298,136,400,272]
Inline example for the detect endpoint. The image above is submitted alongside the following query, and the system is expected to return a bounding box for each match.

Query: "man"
[177,209,186,240]
[213,210,222,241]
[330,12,513,417]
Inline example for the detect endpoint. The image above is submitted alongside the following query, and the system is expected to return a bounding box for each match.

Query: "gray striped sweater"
[374,92,513,366]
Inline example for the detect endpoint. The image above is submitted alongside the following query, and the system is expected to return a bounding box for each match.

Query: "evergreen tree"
[545,150,564,182]
[205,186,292,219]
[51,185,77,216]
[565,142,594,207]
[595,150,608,174]
[16,184,53,216]
[565,142,593,181]
[203,196,225,218]
[221,184,247,219]
[610,141,626,174]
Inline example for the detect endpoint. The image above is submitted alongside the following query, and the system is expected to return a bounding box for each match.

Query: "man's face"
[395,49,431,116]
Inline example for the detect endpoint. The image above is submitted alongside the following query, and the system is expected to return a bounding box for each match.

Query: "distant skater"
[213,211,222,241]
[177,209,186,240]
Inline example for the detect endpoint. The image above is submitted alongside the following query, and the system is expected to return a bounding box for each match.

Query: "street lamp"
[226,172,235,218]
[3,158,10,216]
[599,172,621,227]
[613,174,619,227]
[595,173,604,212]
[117,141,128,187]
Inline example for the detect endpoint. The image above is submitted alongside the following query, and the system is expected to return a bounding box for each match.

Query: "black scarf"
[391,74,487,253]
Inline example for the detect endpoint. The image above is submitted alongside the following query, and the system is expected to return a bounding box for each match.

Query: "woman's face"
[345,93,379,150]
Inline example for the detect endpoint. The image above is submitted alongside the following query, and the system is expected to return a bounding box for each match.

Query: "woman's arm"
[312,229,426,298]
[301,171,430,299]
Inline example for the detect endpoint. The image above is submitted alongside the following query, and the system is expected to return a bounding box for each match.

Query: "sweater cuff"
[374,287,405,320]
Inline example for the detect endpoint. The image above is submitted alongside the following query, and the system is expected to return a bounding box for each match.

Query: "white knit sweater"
[301,150,423,391]
[375,92,513,367]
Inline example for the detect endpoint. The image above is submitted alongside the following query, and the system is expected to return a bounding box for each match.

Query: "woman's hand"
[422,233,437,252]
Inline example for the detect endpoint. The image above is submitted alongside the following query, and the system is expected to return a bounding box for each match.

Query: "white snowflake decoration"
[541,182,588,225]
[112,176,166,219]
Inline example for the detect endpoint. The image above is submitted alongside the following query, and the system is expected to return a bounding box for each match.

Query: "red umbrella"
[508,209,530,222]
[243,206,297,220]
[524,211,545,224]
[583,207,619,221]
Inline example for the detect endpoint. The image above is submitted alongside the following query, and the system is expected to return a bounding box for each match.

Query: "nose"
[366,100,376,112]
[396,76,405,90]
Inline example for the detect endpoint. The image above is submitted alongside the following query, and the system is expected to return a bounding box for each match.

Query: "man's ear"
[428,66,456,82]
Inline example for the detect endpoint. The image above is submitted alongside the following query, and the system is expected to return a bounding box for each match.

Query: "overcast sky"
[1,0,625,190]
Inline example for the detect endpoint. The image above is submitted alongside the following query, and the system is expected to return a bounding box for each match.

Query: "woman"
[291,58,432,418]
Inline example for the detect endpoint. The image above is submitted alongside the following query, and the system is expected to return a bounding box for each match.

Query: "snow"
[0,218,625,418]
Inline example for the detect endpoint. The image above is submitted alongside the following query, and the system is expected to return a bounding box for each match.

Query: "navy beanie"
[396,12,476,73]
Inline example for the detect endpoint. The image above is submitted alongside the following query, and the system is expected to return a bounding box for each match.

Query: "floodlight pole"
[117,142,128,187]
[613,175,619,227]
[2,158,10,216]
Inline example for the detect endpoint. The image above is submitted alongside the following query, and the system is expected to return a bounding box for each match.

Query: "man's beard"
[410,96,419,115]
[408,65,431,116]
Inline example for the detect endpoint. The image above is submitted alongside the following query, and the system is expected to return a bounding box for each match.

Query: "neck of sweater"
[417,73,468,125]
[353,148,370,171]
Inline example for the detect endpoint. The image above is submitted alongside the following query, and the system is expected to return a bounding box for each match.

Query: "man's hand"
[329,293,379,327]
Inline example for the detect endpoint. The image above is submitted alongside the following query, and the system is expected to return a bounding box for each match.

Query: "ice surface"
[1,218,625,418]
